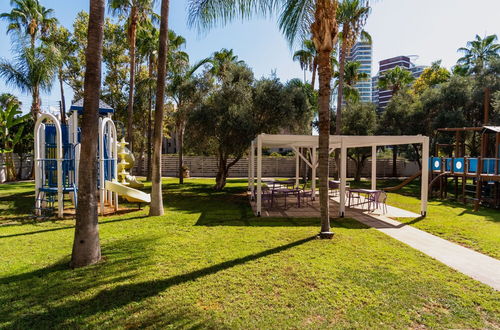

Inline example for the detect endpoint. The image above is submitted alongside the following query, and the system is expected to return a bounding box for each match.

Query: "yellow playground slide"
[105,180,151,203]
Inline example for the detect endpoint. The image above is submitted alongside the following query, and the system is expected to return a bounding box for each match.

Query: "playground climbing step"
[348,210,500,291]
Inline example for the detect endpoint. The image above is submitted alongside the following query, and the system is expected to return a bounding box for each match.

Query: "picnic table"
[347,188,382,211]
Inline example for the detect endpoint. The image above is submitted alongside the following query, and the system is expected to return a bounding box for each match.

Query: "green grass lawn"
[0,179,499,328]
[351,179,500,259]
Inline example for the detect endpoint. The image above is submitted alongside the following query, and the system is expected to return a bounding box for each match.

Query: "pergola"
[248,134,430,217]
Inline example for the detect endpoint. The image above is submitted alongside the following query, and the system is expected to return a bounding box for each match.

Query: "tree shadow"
[2,235,315,328]
[0,214,149,239]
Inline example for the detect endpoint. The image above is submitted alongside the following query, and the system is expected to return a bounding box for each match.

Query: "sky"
[0,0,499,113]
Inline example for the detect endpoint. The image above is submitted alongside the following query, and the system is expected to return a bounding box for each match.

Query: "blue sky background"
[0,0,499,113]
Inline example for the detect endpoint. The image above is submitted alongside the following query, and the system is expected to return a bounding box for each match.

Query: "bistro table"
[263,179,301,208]
[347,188,382,211]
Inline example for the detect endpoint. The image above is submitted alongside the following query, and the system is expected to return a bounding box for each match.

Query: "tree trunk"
[5,152,16,181]
[17,153,24,180]
[70,0,105,268]
[177,122,185,184]
[311,60,317,89]
[149,0,170,216]
[126,7,138,151]
[31,86,40,121]
[392,145,398,177]
[59,69,67,125]
[335,38,347,135]
[146,56,154,181]
[215,155,227,191]
[214,154,241,191]
[413,143,422,170]
[317,48,333,237]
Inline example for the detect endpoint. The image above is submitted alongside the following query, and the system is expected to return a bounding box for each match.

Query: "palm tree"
[377,65,414,178]
[209,48,243,80]
[334,60,369,104]
[0,0,58,49]
[44,25,74,124]
[188,0,340,238]
[70,0,106,268]
[457,34,500,74]
[109,0,156,151]
[168,58,211,184]
[136,20,159,181]
[0,42,60,120]
[149,0,170,216]
[335,0,370,135]
[377,65,415,95]
[293,39,317,86]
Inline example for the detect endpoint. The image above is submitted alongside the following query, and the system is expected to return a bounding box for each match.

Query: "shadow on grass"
[2,235,315,328]
[0,214,149,239]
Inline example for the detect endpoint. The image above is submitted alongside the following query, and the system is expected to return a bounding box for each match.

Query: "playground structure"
[33,99,150,218]
[429,126,500,210]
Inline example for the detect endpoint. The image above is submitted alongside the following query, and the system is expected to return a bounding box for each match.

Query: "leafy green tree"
[411,60,450,95]
[293,39,317,86]
[188,0,341,238]
[335,0,370,134]
[109,0,156,151]
[456,34,500,74]
[0,94,28,181]
[187,63,312,190]
[0,42,60,120]
[0,0,58,48]
[341,102,376,181]
[377,66,415,177]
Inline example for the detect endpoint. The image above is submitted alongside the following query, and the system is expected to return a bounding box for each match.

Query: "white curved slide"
[105,180,151,203]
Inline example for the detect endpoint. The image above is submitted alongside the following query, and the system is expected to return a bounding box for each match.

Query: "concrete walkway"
[249,192,500,290]
[350,210,500,291]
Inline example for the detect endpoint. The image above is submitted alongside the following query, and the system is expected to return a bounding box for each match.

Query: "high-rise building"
[372,55,427,111]
[345,41,373,103]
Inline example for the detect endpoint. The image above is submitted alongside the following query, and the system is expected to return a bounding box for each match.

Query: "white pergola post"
[256,136,262,216]
[295,148,300,187]
[247,144,252,190]
[421,137,429,216]
[311,148,317,199]
[339,139,347,217]
[250,141,255,198]
[371,145,377,190]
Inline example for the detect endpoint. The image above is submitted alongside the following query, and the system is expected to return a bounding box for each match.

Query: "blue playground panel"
[453,158,465,173]
[469,158,478,173]
[445,158,452,171]
[430,157,442,171]
[482,159,496,174]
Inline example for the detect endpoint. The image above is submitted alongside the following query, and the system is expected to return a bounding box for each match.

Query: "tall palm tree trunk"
[147,56,153,181]
[59,69,66,125]
[317,48,333,238]
[126,7,138,151]
[335,39,347,135]
[70,0,105,268]
[31,86,40,121]
[311,60,317,89]
[149,0,170,216]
